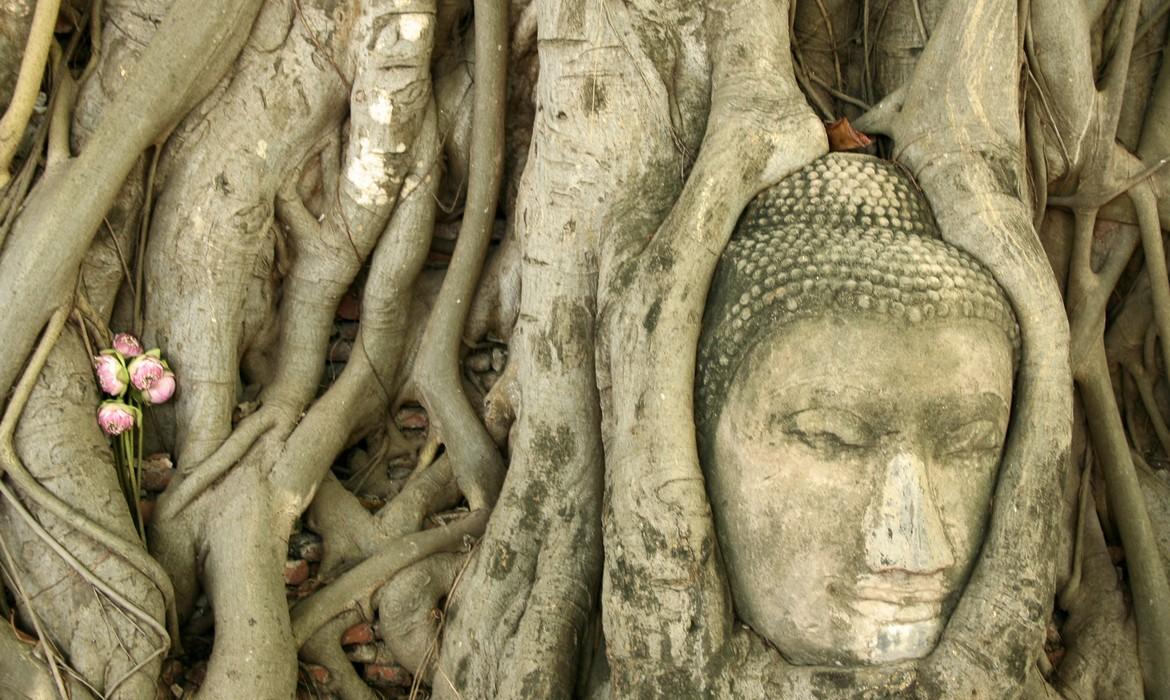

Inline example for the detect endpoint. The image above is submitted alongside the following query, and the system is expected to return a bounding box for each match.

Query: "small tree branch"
[45,43,75,169]
[1098,0,1142,143]
[0,0,61,186]
[1077,344,1170,698]
[1127,361,1170,457]
[1131,183,1170,385]
[414,0,508,511]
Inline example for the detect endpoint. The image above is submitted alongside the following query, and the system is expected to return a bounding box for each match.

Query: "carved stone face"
[708,314,1013,666]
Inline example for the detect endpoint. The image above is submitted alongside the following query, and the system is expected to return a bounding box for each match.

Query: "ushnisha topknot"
[695,152,1020,433]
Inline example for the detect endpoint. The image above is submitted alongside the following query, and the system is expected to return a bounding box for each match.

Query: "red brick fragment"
[395,406,428,430]
[283,559,310,586]
[341,621,375,646]
[358,495,385,512]
[302,663,330,685]
[185,662,207,687]
[364,663,413,688]
[826,117,873,152]
[141,453,175,492]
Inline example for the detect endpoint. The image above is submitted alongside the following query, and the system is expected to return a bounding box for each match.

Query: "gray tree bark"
[0,0,1166,698]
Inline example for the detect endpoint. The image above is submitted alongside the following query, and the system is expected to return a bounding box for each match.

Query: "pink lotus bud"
[112,333,144,358]
[139,371,176,405]
[97,401,137,436]
[128,354,167,392]
[93,354,129,396]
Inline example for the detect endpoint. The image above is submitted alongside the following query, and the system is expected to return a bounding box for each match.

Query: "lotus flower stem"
[134,414,145,542]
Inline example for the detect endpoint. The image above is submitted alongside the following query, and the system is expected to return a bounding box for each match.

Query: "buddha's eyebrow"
[762,384,893,427]
[766,381,873,403]
[924,392,1009,424]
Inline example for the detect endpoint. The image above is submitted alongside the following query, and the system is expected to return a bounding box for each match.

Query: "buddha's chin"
[850,618,944,664]
[776,615,944,667]
[840,595,948,664]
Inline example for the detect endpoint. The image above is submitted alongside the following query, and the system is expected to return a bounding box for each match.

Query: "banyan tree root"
[1053,490,1143,699]
[290,511,487,656]
[0,617,93,699]
[596,0,829,694]
[376,552,465,678]
[0,4,199,693]
[431,0,711,694]
[0,2,36,113]
[0,0,61,185]
[1106,278,1170,459]
[139,3,452,696]
[300,610,379,700]
[296,449,466,693]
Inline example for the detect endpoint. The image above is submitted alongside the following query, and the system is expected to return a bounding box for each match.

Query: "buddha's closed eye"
[937,419,1002,458]
[772,407,880,453]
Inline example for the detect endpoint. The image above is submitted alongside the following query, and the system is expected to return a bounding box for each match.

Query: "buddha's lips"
[849,597,944,625]
[853,584,948,604]
[850,578,950,622]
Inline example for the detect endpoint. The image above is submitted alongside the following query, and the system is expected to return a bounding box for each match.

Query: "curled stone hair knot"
[695,153,1021,434]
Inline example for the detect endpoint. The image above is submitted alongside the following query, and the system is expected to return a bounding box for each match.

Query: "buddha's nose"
[864,451,955,574]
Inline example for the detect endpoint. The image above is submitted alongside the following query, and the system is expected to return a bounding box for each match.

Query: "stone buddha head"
[696,154,1020,667]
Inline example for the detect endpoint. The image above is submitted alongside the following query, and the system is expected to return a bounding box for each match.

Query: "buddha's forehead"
[731,315,1014,409]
